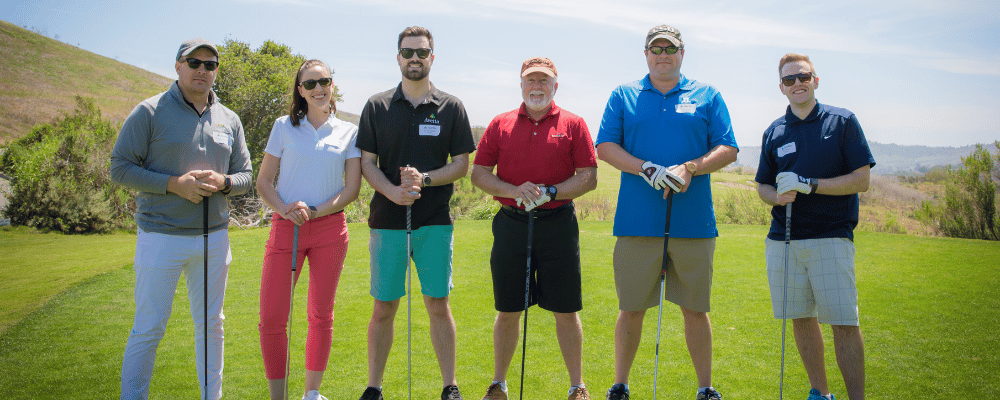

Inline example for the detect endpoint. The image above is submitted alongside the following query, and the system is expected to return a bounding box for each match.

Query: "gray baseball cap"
[645,25,683,48]
[176,38,219,60]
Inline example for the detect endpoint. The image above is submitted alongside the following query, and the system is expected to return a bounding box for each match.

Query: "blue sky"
[4,0,998,148]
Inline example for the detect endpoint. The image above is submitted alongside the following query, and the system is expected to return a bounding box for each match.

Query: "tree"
[923,141,1000,240]
[213,38,342,173]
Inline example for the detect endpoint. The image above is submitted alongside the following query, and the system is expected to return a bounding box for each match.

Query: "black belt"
[501,202,571,218]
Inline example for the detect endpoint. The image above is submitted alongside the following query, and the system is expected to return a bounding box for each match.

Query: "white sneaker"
[303,390,329,400]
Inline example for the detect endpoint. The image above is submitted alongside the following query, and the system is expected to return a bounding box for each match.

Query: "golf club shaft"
[285,224,299,400]
[407,202,412,400]
[202,198,209,395]
[780,203,792,400]
[653,190,673,400]
[520,209,534,400]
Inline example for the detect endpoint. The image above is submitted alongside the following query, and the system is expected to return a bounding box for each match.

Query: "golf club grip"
[785,203,792,243]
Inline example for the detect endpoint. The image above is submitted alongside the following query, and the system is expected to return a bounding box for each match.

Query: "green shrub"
[920,142,1000,240]
[714,185,770,225]
[0,97,133,233]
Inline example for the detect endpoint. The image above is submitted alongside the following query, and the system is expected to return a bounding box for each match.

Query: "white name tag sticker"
[675,103,696,114]
[777,142,797,158]
[212,129,233,147]
[419,124,441,136]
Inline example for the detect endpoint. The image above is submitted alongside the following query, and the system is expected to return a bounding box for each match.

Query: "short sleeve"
[595,87,625,147]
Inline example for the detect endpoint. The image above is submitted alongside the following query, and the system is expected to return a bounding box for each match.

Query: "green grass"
[1,223,998,399]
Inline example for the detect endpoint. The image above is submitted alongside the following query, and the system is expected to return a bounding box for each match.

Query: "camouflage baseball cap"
[645,25,683,48]
[176,38,219,61]
[520,57,558,77]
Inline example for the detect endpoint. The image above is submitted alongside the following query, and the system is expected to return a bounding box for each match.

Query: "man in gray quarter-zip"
[111,38,252,400]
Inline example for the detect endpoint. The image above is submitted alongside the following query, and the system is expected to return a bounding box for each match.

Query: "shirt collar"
[170,81,216,112]
[390,82,443,106]
[517,101,561,122]
[785,101,823,123]
[640,73,692,95]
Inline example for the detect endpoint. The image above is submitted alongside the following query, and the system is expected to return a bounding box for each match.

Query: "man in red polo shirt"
[471,57,598,400]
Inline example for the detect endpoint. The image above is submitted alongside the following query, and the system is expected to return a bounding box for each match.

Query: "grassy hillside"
[0,20,173,145]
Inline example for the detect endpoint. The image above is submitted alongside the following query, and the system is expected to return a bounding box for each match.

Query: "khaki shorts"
[613,236,716,312]
[765,237,859,326]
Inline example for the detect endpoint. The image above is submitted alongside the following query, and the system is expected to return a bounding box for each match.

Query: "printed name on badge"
[212,129,233,147]
[419,124,441,136]
[777,142,797,158]
[675,103,696,114]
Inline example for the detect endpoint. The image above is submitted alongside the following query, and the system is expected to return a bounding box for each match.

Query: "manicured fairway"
[0,222,997,399]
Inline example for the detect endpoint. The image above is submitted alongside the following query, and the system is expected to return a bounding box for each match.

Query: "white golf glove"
[640,161,685,192]
[516,186,551,212]
[776,171,815,195]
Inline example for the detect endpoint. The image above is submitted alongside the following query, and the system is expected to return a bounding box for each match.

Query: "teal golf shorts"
[369,225,454,301]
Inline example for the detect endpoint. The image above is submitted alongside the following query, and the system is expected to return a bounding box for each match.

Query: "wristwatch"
[309,205,318,218]
[221,175,232,194]
[684,161,698,174]
[808,178,819,194]
[546,185,558,201]
[422,173,432,187]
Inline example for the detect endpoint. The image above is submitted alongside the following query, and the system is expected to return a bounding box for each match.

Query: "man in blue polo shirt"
[595,25,737,400]
[755,53,874,400]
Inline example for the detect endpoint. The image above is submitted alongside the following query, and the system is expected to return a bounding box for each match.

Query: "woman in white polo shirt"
[255,59,361,400]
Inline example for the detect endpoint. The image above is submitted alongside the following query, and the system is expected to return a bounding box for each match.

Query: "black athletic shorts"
[490,202,582,313]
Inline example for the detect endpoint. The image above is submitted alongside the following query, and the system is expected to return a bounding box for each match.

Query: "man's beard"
[524,90,553,111]
[402,62,429,81]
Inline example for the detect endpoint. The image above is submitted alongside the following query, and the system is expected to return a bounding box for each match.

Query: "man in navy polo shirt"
[355,26,476,400]
[596,25,737,400]
[471,57,597,400]
[755,53,874,400]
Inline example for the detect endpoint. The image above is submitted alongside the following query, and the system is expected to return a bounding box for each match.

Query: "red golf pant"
[259,212,349,378]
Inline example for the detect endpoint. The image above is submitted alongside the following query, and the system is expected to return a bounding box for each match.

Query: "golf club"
[406,165,415,400]
[284,224,300,400]
[780,203,792,400]
[406,197,413,400]
[652,190,674,400]
[519,209,534,400]
[202,198,209,398]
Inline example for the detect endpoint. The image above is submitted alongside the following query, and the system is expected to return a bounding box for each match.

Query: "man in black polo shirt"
[355,26,476,400]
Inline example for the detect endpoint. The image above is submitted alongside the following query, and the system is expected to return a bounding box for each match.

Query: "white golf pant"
[121,228,231,400]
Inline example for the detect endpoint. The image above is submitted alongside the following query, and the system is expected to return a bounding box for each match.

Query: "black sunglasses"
[647,45,681,55]
[781,73,815,86]
[300,78,333,90]
[185,58,219,71]
[399,48,432,59]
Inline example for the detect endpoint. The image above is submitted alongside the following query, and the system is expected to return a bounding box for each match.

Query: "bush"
[714,184,770,225]
[0,97,134,233]
[919,142,1000,240]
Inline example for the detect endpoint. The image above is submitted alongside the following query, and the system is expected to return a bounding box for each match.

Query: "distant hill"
[735,141,986,175]
[0,20,174,145]
[335,110,359,126]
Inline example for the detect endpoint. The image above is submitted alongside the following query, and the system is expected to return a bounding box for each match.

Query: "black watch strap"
[221,175,232,194]
[809,178,819,194]
[547,185,558,201]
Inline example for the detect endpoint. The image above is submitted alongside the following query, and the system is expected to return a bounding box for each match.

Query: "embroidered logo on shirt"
[551,132,567,138]
[424,113,440,124]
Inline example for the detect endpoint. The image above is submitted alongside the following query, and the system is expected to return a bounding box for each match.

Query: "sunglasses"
[185,58,219,71]
[399,48,432,59]
[300,78,333,90]
[647,45,681,55]
[781,73,815,86]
